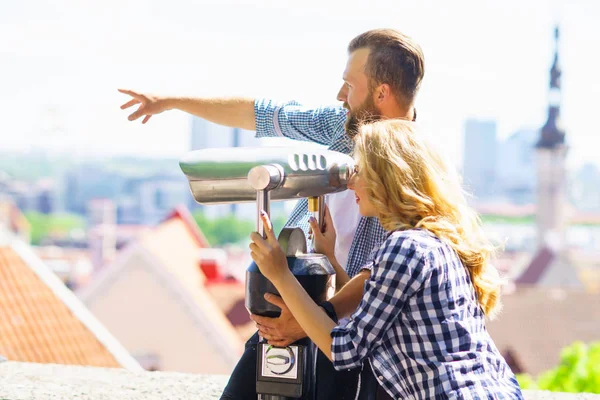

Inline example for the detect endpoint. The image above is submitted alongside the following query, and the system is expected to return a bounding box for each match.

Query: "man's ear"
[374,84,391,105]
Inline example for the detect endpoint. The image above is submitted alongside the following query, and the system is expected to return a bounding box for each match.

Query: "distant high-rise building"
[64,165,125,215]
[496,129,537,204]
[190,118,261,150]
[188,117,270,221]
[462,119,498,200]
[571,163,600,213]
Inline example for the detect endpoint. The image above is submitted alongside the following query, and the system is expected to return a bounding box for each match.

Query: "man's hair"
[348,29,425,106]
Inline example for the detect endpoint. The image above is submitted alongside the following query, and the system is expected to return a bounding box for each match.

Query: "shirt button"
[378,376,384,380]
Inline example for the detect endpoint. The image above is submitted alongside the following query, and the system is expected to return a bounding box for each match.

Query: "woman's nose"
[347,174,356,190]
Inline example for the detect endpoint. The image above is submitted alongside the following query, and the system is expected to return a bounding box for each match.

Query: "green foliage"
[270,215,289,237]
[480,214,535,225]
[192,212,291,247]
[538,341,600,394]
[24,212,86,245]
[520,341,600,394]
[192,212,254,246]
[479,214,600,227]
[516,374,538,390]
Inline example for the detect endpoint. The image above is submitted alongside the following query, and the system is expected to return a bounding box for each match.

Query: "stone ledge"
[0,361,599,399]
[0,361,229,400]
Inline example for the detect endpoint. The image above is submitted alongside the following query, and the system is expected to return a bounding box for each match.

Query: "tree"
[192,212,293,247]
[192,212,254,246]
[24,212,86,245]
[517,341,600,394]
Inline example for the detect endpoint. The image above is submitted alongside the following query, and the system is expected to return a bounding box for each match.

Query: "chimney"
[198,248,227,283]
[87,198,117,272]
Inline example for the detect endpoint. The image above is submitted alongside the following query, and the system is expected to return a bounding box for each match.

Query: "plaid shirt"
[331,229,523,399]
[254,98,387,277]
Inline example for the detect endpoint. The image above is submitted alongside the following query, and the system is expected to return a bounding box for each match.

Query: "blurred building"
[64,165,126,215]
[516,26,581,288]
[0,199,30,243]
[496,129,537,204]
[487,287,600,376]
[190,118,261,150]
[117,173,190,225]
[79,206,244,374]
[488,30,600,379]
[535,27,568,251]
[188,117,281,221]
[462,119,498,200]
[0,236,140,370]
[0,176,57,215]
[87,198,117,272]
[570,163,600,212]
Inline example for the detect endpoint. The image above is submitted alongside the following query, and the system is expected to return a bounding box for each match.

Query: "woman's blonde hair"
[354,119,502,318]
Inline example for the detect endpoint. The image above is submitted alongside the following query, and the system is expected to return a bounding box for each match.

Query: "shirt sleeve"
[254,98,347,146]
[330,233,431,370]
[358,245,381,272]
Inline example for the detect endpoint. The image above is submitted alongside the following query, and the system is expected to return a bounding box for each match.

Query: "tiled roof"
[0,242,140,369]
[515,247,555,285]
[487,286,600,375]
[0,200,30,240]
[515,247,582,288]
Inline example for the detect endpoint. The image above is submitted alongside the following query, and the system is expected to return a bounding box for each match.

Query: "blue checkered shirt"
[331,229,523,399]
[254,99,387,277]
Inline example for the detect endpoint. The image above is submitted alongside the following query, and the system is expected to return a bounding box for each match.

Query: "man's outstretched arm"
[118,89,256,130]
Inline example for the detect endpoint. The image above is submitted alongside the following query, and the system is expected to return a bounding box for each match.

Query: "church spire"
[536,26,565,149]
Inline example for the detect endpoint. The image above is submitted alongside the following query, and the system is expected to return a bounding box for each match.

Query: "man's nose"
[336,86,347,103]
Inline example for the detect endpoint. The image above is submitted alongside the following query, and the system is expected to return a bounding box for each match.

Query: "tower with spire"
[535,26,568,250]
[516,26,581,288]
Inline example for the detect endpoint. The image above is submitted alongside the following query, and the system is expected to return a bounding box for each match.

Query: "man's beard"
[344,94,382,139]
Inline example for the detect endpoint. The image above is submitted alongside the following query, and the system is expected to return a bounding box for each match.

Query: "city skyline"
[1,0,599,170]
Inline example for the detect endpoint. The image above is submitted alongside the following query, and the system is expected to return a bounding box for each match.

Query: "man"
[120,28,425,399]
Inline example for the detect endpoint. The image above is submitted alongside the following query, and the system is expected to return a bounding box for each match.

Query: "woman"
[249,119,523,399]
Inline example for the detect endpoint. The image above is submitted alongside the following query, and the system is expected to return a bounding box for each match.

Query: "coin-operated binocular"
[180,147,355,399]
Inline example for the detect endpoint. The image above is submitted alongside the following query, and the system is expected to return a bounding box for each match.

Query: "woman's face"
[348,164,378,217]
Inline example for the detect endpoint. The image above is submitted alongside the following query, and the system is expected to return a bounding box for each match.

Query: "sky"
[1,0,599,170]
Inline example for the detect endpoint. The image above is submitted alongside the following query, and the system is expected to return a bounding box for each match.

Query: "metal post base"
[258,394,296,400]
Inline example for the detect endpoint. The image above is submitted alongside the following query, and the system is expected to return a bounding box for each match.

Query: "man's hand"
[118,89,173,124]
[308,204,336,260]
[250,293,306,347]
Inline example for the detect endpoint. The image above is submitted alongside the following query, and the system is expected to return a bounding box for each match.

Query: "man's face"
[337,48,382,137]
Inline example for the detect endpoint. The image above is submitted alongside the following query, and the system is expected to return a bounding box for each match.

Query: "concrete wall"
[1,362,600,400]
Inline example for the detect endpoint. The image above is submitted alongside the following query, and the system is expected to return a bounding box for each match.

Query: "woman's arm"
[328,269,370,319]
[272,272,337,361]
[329,257,351,291]
[249,212,338,359]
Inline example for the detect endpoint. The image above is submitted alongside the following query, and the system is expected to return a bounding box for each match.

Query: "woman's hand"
[308,205,337,260]
[249,211,290,285]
